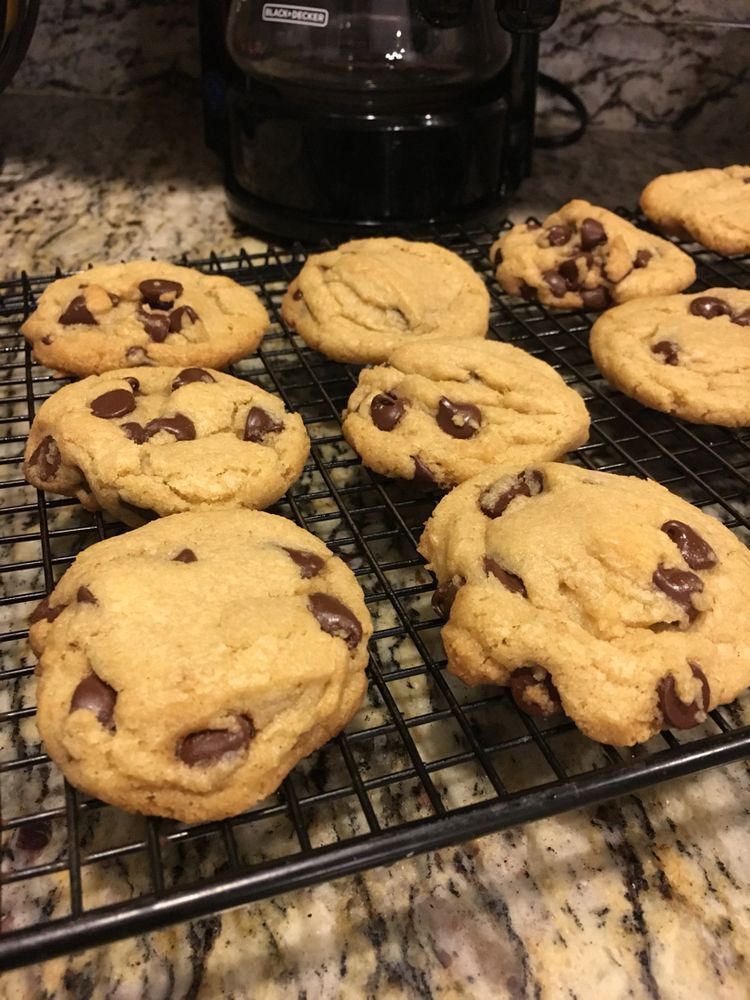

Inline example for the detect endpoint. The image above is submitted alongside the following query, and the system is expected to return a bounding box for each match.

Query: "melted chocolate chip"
[558,258,580,291]
[580,286,612,311]
[59,295,96,326]
[174,548,197,563]
[70,674,117,730]
[76,586,97,605]
[370,392,405,432]
[634,250,652,269]
[479,469,544,519]
[547,224,573,247]
[90,389,136,419]
[658,663,710,729]
[124,377,140,394]
[108,292,120,306]
[15,819,52,854]
[509,666,562,718]
[29,598,66,625]
[732,309,750,327]
[121,421,148,444]
[689,296,731,320]
[432,577,465,618]
[169,305,199,332]
[519,282,537,302]
[244,407,283,443]
[144,414,196,441]
[652,564,703,622]
[41,336,53,345]
[579,217,607,251]
[137,308,171,342]
[28,435,61,480]
[436,397,482,439]
[178,715,254,766]
[661,520,717,571]
[171,368,215,390]
[651,340,679,366]
[283,547,325,579]
[412,456,439,486]
[139,278,183,310]
[308,592,362,648]
[483,557,527,596]
[543,270,568,298]
[292,287,303,301]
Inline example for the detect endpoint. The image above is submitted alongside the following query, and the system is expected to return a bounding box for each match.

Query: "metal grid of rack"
[1,221,749,971]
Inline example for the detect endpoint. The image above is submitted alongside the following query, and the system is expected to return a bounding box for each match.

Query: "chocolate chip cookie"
[640,166,750,256]
[24,367,309,526]
[280,237,490,365]
[490,200,696,311]
[341,338,589,489]
[21,261,269,376]
[419,462,750,746]
[590,288,750,427]
[29,510,372,823]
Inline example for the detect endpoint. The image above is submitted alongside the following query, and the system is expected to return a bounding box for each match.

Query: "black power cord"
[535,70,589,148]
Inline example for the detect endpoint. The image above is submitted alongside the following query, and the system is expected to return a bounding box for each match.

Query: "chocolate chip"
[171,368,215,390]
[370,392,405,432]
[689,296,731,320]
[29,598,66,625]
[436,397,482,439]
[121,421,148,444]
[519,282,537,302]
[652,565,703,622]
[526,219,541,230]
[174,548,197,563]
[70,673,116,730]
[509,666,561,718]
[178,715,254,766]
[27,435,61,480]
[542,270,567,298]
[661,520,717,570]
[126,346,150,364]
[292,288,303,301]
[59,295,96,326]
[90,389,136,419]
[483,557,527,596]
[732,309,750,327]
[283,547,325,579]
[579,217,607,251]
[558,259,580,291]
[137,308,171,342]
[41,336,53,345]
[580,286,612,311]
[144,414,196,441]
[15,819,52,853]
[658,663,709,729]
[308,592,362,648]
[168,305,199,332]
[244,407,283,443]
[651,340,679,366]
[76,586,97,605]
[492,246,503,268]
[432,577,465,617]
[124,377,140,394]
[412,456,439,486]
[547,224,573,247]
[108,292,120,306]
[479,469,544,519]
[634,250,652,268]
[139,278,183,310]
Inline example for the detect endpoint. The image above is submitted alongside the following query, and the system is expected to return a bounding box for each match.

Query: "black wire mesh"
[1,220,750,971]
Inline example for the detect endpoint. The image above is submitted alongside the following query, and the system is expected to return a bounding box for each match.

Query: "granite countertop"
[1,92,750,999]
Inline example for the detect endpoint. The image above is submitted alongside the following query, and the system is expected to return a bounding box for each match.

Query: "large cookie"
[490,200,696,310]
[590,288,750,427]
[24,366,309,526]
[640,166,750,256]
[29,510,373,823]
[280,237,489,365]
[341,338,589,489]
[21,260,269,376]
[418,462,750,746]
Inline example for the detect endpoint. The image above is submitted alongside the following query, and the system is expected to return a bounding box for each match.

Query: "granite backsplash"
[7,0,750,133]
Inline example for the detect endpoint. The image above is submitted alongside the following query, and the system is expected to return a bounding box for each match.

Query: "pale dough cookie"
[341,338,589,489]
[280,237,489,365]
[490,200,696,310]
[418,462,750,746]
[29,509,373,823]
[640,165,750,256]
[590,288,750,427]
[24,367,309,526]
[21,260,269,376]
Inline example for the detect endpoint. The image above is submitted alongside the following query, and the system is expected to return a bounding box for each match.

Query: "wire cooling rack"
[1,220,750,971]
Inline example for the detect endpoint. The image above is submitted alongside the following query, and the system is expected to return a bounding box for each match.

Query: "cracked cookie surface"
[21,260,269,376]
[280,237,490,365]
[341,338,589,489]
[24,367,309,526]
[640,165,750,256]
[590,288,750,427]
[29,510,372,823]
[418,462,750,745]
[490,200,696,311]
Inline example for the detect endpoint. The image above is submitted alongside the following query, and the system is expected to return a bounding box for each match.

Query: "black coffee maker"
[200,1,560,241]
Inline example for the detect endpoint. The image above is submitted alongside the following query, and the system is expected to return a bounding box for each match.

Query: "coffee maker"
[199,1,561,241]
